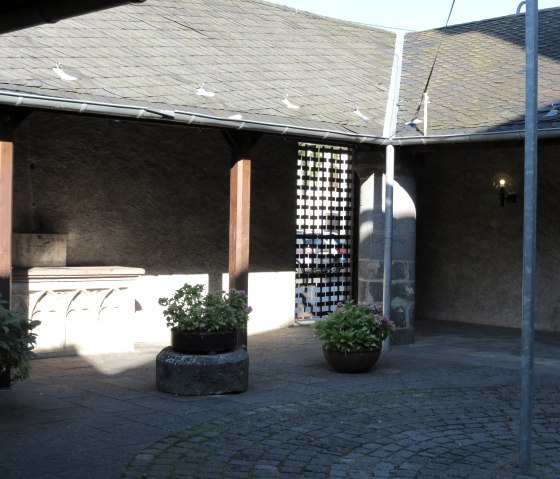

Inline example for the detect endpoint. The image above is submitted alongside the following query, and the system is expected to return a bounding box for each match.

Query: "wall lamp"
[492,173,517,206]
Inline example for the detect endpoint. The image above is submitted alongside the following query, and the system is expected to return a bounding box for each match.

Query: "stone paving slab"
[121,384,560,479]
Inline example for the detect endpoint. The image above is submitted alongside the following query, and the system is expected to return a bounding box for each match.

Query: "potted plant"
[0,299,41,388]
[158,283,252,354]
[313,300,395,373]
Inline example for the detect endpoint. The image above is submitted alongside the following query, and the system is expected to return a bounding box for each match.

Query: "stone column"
[354,148,416,345]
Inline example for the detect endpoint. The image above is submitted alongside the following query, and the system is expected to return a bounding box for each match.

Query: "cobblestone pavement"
[122,384,560,479]
[1,320,559,479]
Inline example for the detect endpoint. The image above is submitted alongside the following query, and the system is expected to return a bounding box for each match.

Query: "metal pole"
[382,144,394,351]
[519,0,538,471]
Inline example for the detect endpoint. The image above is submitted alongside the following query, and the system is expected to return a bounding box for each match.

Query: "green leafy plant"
[158,283,251,333]
[313,300,395,352]
[0,298,41,384]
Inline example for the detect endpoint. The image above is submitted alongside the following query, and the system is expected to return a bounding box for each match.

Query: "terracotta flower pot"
[322,345,381,373]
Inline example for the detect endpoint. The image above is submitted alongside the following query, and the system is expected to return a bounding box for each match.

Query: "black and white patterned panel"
[295,144,353,320]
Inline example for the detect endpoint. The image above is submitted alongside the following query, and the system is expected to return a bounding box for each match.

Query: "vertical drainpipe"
[382,146,394,351]
[382,33,404,350]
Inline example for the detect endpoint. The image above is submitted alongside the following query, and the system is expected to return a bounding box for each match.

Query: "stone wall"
[12,112,299,346]
[415,142,560,332]
[355,148,416,345]
[356,141,560,338]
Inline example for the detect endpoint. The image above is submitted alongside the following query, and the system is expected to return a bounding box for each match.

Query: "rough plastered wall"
[12,112,298,344]
[415,142,560,332]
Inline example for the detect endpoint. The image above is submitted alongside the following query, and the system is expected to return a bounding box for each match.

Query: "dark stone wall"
[13,112,298,277]
[415,142,560,332]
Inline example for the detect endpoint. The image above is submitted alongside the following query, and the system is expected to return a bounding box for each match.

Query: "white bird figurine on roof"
[282,95,299,110]
[196,83,215,97]
[354,108,369,121]
[405,118,423,126]
[52,63,77,81]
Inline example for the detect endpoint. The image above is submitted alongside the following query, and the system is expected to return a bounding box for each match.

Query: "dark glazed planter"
[0,366,11,389]
[171,329,237,354]
[322,345,381,373]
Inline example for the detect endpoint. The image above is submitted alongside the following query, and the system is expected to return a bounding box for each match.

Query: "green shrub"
[158,283,251,332]
[0,299,41,384]
[314,300,395,352]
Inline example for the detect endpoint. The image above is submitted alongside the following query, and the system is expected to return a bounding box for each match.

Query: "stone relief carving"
[13,287,133,354]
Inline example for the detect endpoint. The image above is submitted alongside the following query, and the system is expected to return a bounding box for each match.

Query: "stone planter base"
[156,346,249,396]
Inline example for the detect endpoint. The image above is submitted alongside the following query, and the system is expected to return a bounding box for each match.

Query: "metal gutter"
[387,127,560,145]
[172,110,384,144]
[0,90,386,146]
[2,90,560,146]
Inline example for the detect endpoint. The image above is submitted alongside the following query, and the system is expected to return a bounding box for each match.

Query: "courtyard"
[1,321,559,478]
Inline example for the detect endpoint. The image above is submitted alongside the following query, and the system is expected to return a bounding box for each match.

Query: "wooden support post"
[229,157,251,295]
[0,140,13,307]
[0,110,26,308]
[223,131,260,350]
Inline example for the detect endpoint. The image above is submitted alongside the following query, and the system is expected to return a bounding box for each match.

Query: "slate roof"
[0,0,396,140]
[397,7,560,139]
[1,1,560,143]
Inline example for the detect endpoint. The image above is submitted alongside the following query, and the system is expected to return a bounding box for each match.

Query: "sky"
[266,0,560,31]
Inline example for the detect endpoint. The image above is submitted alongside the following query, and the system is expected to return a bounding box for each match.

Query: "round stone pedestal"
[156,347,249,396]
